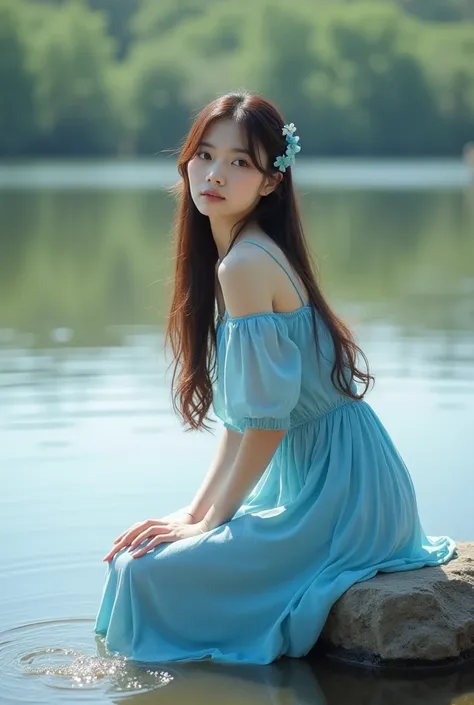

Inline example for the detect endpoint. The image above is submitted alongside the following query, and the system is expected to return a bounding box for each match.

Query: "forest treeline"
[1,0,474,157]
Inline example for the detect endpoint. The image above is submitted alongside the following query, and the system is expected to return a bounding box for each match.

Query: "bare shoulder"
[217,243,274,317]
[218,242,270,282]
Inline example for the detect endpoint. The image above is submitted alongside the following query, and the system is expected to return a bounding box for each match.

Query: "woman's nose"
[206,169,225,186]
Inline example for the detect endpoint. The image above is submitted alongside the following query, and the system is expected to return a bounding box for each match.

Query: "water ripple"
[0,618,175,702]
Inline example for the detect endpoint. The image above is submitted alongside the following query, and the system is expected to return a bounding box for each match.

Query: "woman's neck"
[210,219,236,260]
[211,219,261,261]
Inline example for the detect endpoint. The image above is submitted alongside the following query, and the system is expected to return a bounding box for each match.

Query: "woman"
[95,91,456,665]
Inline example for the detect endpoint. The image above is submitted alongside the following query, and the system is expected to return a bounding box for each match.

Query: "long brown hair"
[165,91,374,431]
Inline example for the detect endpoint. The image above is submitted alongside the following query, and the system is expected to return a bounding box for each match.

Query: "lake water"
[1,161,473,704]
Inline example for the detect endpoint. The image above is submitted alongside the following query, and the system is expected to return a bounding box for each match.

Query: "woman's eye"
[233,159,249,167]
[197,151,211,160]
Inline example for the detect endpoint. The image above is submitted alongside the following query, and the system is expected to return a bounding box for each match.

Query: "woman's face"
[187,119,278,223]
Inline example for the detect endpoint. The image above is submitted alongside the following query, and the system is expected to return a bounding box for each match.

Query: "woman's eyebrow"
[198,141,250,155]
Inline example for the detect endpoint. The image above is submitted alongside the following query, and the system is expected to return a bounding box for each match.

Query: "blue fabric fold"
[213,315,302,431]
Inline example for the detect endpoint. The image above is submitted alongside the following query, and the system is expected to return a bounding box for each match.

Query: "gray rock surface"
[316,541,474,669]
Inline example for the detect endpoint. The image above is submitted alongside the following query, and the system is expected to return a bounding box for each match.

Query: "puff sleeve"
[213,315,302,431]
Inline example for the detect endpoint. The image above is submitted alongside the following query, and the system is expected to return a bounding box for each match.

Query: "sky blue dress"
[95,240,456,665]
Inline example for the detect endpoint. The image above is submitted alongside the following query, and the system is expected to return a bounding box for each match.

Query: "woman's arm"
[184,427,244,523]
[200,245,288,530]
[202,427,285,530]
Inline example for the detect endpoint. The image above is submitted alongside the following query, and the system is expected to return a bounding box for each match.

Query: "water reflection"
[3,617,473,704]
[0,620,474,705]
[314,659,474,705]
[0,328,171,433]
[106,656,329,705]
[1,188,474,339]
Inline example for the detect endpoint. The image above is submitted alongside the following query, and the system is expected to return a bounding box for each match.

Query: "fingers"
[113,519,167,545]
[103,542,126,562]
[113,521,145,544]
[103,533,138,562]
[104,522,169,561]
[129,525,168,551]
[131,533,173,558]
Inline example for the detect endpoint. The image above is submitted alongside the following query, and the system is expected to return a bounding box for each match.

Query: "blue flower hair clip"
[274,123,301,173]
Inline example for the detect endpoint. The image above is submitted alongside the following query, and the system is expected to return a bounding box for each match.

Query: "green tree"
[236,1,320,142]
[131,0,216,43]
[397,0,474,22]
[29,0,122,155]
[325,4,439,155]
[88,0,142,59]
[124,1,247,152]
[151,3,247,105]
[417,22,474,153]
[124,47,191,155]
[0,0,36,156]
[2,0,474,157]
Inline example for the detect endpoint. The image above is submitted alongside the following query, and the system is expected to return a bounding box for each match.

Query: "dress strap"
[231,240,306,305]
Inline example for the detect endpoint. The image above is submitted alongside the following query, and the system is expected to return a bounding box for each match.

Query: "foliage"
[2,0,473,157]
[27,0,121,155]
[0,0,36,156]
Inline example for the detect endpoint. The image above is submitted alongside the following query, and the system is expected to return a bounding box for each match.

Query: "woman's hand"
[102,516,208,562]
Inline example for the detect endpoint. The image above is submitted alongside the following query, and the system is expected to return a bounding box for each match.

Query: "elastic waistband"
[291,399,360,429]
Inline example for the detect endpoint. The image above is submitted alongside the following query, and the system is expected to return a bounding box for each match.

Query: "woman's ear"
[259,172,283,197]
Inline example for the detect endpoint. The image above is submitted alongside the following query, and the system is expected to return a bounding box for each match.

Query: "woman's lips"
[201,192,225,201]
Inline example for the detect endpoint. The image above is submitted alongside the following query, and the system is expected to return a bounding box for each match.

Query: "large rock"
[313,541,474,671]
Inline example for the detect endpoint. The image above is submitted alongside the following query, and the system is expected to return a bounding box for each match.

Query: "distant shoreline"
[0,158,471,190]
